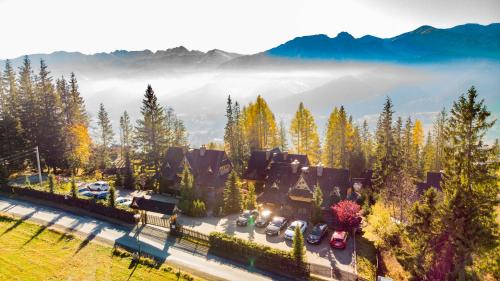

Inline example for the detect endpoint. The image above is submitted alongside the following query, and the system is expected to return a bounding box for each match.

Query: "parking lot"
[178,213,355,275]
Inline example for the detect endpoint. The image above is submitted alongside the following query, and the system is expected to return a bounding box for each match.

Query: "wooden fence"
[142,213,170,228]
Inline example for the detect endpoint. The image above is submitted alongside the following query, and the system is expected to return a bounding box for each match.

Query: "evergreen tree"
[412,119,425,179]
[360,119,374,169]
[373,97,397,191]
[108,186,116,207]
[119,110,133,156]
[67,72,87,126]
[311,185,323,224]
[223,170,242,214]
[422,131,436,174]
[401,117,415,176]
[441,86,498,280]
[292,225,306,265]
[135,85,166,176]
[97,103,114,169]
[17,56,39,151]
[224,96,246,174]
[278,118,288,152]
[36,59,64,170]
[289,102,321,163]
[407,188,440,279]
[432,108,447,171]
[323,107,339,168]
[246,182,257,210]
[178,163,195,214]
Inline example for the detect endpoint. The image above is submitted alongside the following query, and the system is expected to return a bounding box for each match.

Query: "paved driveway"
[178,213,355,275]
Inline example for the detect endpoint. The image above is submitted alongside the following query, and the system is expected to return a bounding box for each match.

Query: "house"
[416,171,443,196]
[351,169,373,191]
[243,148,310,190]
[257,159,351,220]
[160,145,232,204]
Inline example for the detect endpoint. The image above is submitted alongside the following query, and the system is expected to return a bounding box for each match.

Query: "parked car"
[115,197,132,206]
[236,209,259,226]
[284,220,308,241]
[80,190,94,197]
[94,191,109,200]
[330,230,348,249]
[306,223,328,244]
[265,216,288,236]
[88,181,110,191]
[255,209,272,227]
[78,186,89,193]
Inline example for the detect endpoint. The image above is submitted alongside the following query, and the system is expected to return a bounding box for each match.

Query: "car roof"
[332,231,347,239]
[272,216,285,221]
[291,220,306,225]
[94,181,107,184]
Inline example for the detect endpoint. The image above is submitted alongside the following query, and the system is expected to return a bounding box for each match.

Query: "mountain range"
[1,23,499,76]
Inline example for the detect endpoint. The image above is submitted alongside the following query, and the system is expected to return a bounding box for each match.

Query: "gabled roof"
[242,148,310,181]
[258,162,350,208]
[161,147,232,188]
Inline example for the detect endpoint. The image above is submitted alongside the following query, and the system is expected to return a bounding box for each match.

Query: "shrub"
[109,186,116,208]
[48,173,55,194]
[292,224,306,265]
[191,200,206,217]
[331,200,362,230]
[70,177,77,198]
[114,173,123,188]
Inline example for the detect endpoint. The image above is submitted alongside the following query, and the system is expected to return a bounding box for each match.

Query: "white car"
[284,220,308,241]
[115,197,132,206]
[88,181,110,191]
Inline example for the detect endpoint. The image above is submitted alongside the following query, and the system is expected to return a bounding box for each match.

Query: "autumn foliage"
[331,200,361,230]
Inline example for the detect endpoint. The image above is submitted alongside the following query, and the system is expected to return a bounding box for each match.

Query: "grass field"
[0,215,199,281]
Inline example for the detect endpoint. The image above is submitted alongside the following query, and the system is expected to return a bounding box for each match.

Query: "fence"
[142,213,170,228]
[170,225,210,243]
[0,185,137,223]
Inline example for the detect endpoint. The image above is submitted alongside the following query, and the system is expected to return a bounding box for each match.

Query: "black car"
[265,216,288,236]
[236,210,259,226]
[306,223,328,244]
[255,210,272,228]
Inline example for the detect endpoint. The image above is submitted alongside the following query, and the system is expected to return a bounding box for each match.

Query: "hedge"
[208,232,310,278]
[0,185,137,223]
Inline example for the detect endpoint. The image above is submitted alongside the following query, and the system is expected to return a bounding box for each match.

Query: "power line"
[0,150,35,162]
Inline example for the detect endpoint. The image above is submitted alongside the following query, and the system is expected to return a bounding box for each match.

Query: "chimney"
[200,145,206,157]
[291,159,300,174]
[283,151,288,161]
[301,166,309,174]
[265,150,271,160]
[317,163,324,177]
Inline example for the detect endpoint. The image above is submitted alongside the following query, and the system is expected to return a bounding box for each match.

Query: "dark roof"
[131,197,176,215]
[186,148,232,188]
[416,172,443,196]
[351,169,373,188]
[242,148,310,181]
[161,147,232,189]
[258,162,351,209]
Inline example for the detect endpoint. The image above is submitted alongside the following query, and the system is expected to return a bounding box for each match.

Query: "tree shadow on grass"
[74,223,105,254]
[23,213,64,246]
[127,260,139,281]
[0,209,37,236]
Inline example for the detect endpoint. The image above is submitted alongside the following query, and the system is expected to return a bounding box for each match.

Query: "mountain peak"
[336,31,354,40]
[412,25,436,34]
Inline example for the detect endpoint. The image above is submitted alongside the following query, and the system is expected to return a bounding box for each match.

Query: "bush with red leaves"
[331,200,362,230]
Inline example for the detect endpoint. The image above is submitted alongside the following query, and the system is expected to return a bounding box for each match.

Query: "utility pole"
[35,146,42,186]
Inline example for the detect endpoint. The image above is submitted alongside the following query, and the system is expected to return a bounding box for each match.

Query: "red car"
[330,230,348,249]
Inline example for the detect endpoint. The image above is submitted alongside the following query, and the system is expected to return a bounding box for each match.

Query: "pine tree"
[119,110,133,156]
[278,118,288,151]
[432,108,447,171]
[441,86,498,280]
[123,150,136,190]
[223,170,242,214]
[97,103,114,169]
[422,131,436,174]
[361,119,374,169]
[246,182,257,210]
[109,186,116,207]
[135,85,166,176]
[311,185,323,224]
[323,107,339,168]
[407,188,440,279]
[178,163,195,214]
[67,72,87,126]
[17,56,39,151]
[289,102,321,163]
[412,119,425,179]
[373,97,397,191]
[401,117,414,175]
[292,225,306,265]
[224,96,246,175]
[36,59,64,170]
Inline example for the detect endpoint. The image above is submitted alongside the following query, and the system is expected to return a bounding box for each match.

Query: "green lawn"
[0,215,199,281]
[356,234,377,281]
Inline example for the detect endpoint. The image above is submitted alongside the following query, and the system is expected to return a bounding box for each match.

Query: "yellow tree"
[412,119,425,178]
[289,102,321,163]
[66,123,91,174]
[241,95,278,150]
[323,107,339,167]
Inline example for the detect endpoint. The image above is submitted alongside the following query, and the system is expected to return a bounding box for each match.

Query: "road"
[0,195,285,281]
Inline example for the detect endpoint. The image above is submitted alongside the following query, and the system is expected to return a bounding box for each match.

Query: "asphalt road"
[0,195,285,281]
